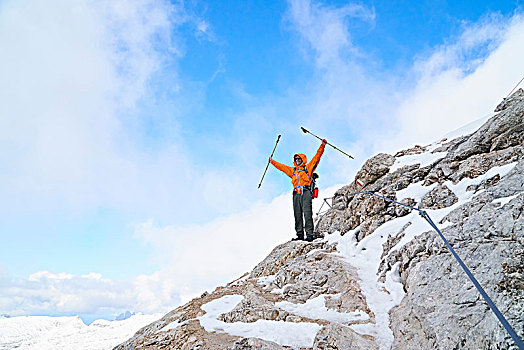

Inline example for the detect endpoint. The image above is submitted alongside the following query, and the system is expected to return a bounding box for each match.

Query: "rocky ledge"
[115,89,524,350]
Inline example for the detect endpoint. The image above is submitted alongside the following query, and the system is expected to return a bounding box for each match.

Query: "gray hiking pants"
[293,189,314,238]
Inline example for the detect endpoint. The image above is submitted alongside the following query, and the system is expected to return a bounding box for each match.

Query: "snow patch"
[439,114,492,141]
[324,230,404,350]
[390,162,519,255]
[396,181,438,202]
[492,193,521,206]
[158,319,184,333]
[445,162,518,203]
[275,295,369,324]
[256,276,275,286]
[270,285,286,294]
[390,151,447,172]
[197,295,321,348]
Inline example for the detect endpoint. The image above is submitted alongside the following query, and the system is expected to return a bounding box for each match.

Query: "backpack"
[293,161,320,199]
[310,172,319,198]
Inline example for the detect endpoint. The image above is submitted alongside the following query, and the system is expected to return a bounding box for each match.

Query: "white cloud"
[285,0,524,167]
[0,0,240,226]
[287,0,375,67]
[0,268,184,320]
[0,0,181,214]
[0,271,132,319]
[383,14,524,152]
[0,0,203,320]
[132,192,296,303]
[0,185,342,319]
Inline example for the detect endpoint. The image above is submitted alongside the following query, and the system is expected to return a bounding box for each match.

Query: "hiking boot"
[291,236,304,241]
[305,235,314,242]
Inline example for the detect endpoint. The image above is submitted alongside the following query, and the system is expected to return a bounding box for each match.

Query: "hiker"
[269,139,327,241]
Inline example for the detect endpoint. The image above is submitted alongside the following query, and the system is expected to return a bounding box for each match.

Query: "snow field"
[0,314,163,350]
[161,291,373,347]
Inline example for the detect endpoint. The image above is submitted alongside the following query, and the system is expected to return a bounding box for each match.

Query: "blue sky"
[1,0,523,322]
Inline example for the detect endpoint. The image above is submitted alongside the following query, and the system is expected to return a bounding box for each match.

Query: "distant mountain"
[115,311,136,321]
[115,89,524,350]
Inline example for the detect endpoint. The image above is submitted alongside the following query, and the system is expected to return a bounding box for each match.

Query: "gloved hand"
[269,157,273,163]
[322,139,327,146]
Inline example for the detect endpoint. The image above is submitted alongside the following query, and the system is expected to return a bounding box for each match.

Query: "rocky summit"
[115,90,524,350]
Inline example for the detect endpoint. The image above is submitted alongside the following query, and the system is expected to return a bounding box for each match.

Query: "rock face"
[115,89,524,350]
[314,324,378,350]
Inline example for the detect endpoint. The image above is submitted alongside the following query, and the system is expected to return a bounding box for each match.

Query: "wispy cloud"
[287,0,376,67]
[0,0,209,319]
[0,0,176,211]
[0,0,225,224]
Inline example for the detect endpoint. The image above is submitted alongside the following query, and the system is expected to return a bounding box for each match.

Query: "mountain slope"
[115,89,524,350]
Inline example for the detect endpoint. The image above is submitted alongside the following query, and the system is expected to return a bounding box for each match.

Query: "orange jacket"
[270,143,325,192]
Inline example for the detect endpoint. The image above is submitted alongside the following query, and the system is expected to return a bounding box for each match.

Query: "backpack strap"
[293,166,312,194]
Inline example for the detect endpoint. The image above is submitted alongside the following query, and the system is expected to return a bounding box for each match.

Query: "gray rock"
[495,88,524,112]
[273,250,369,313]
[313,323,378,349]
[419,184,458,209]
[452,89,524,161]
[389,160,524,350]
[355,153,395,187]
[229,337,284,350]
[250,240,334,278]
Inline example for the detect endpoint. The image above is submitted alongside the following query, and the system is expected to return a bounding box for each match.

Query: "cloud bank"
[0,186,343,321]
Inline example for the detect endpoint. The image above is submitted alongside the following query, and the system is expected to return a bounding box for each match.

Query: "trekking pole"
[301,127,354,159]
[258,134,281,188]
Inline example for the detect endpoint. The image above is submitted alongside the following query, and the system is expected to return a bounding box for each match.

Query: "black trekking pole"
[258,134,281,188]
[301,127,354,159]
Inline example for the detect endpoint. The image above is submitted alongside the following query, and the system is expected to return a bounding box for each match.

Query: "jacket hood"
[294,153,307,166]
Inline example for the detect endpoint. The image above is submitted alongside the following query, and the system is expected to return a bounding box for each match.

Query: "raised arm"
[306,140,326,174]
[269,157,293,178]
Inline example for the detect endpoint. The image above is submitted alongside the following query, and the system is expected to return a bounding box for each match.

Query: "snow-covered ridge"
[0,314,162,350]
